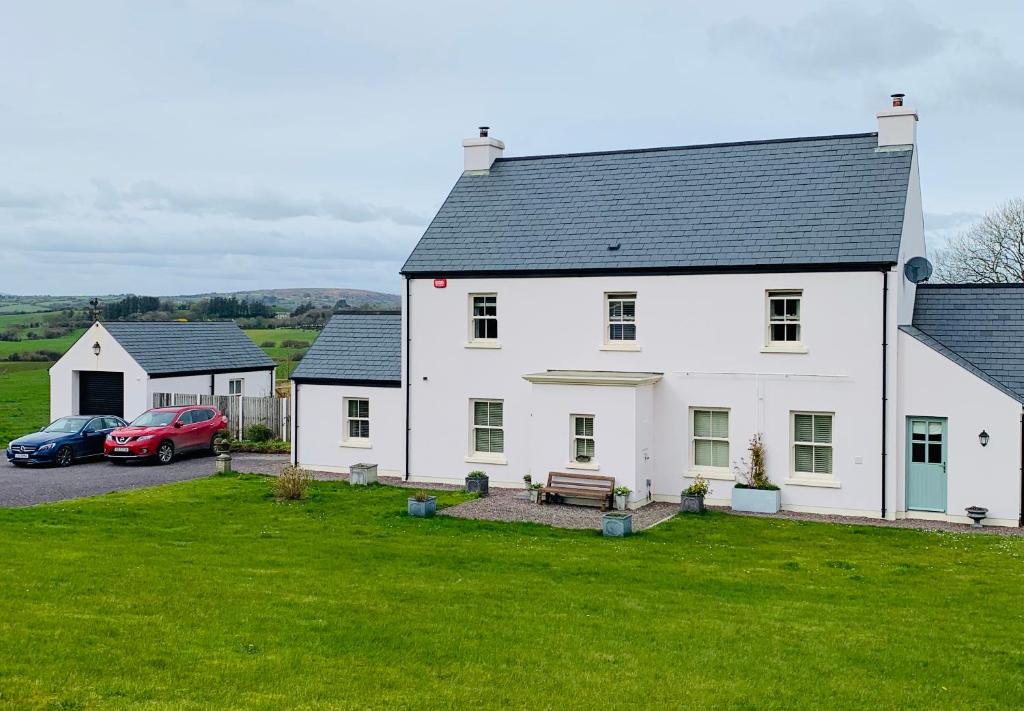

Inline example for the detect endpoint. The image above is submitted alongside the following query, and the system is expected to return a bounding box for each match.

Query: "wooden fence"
[152,393,291,441]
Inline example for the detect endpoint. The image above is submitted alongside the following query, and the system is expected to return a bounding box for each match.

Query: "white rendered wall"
[897,332,1022,526]
[293,382,404,476]
[147,369,274,402]
[407,271,892,516]
[49,323,148,420]
[895,148,926,326]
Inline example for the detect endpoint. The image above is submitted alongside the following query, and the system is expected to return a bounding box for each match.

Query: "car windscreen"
[43,417,91,433]
[129,411,177,427]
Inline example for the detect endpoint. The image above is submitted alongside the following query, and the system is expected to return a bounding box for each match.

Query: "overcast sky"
[1,0,1022,296]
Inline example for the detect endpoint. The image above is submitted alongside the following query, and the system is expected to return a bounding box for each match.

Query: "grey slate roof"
[290,314,401,384]
[402,133,913,275]
[103,321,275,376]
[904,285,1024,403]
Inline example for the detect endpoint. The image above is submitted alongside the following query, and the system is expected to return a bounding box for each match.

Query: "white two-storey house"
[293,96,1024,527]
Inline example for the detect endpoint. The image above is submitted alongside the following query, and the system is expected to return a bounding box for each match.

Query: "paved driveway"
[0,453,289,507]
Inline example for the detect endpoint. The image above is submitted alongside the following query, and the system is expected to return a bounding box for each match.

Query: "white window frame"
[467,399,506,464]
[467,293,499,348]
[688,407,733,480]
[569,414,598,469]
[342,397,371,448]
[763,290,807,354]
[787,411,839,487]
[602,292,639,350]
[228,378,244,396]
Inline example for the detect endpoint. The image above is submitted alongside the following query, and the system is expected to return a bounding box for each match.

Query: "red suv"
[105,406,228,464]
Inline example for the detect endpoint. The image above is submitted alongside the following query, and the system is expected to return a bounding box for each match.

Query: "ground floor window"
[228,378,243,396]
[793,412,833,475]
[572,415,595,463]
[344,398,370,441]
[692,408,729,469]
[472,400,504,455]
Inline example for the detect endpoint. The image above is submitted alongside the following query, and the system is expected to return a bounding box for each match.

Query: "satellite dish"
[904,256,933,284]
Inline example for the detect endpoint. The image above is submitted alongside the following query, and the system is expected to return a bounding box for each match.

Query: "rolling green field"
[242,328,318,382]
[0,329,86,358]
[0,475,1023,709]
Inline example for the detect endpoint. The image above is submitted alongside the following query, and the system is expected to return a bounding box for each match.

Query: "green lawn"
[1,476,1023,709]
[0,362,50,444]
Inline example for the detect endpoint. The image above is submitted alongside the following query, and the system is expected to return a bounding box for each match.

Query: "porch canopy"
[522,370,662,505]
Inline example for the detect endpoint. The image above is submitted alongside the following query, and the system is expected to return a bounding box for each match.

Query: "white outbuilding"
[50,321,276,421]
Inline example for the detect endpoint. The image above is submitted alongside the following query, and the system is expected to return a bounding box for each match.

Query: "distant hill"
[172,288,400,311]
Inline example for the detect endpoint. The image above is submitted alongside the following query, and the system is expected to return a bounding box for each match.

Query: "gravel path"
[716,506,1024,537]
[0,452,288,507]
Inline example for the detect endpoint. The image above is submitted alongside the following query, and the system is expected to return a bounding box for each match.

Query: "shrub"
[682,475,710,497]
[246,424,273,442]
[274,465,311,501]
[734,434,778,490]
[613,485,632,496]
[280,339,310,349]
[412,490,432,502]
[466,470,487,479]
[260,340,276,348]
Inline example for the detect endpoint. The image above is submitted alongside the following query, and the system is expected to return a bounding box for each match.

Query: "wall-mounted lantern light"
[92,342,101,357]
[979,430,990,447]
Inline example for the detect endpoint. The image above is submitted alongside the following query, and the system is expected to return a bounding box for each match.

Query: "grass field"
[0,362,50,445]
[0,475,1023,709]
[243,328,318,383]
[0,329,85,358]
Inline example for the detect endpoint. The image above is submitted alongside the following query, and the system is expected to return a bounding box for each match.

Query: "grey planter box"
[614,494,629,511]
[349,463,378,486]
[680,494,705,514]
[408,496,437,518]
[465,475,489,496]
[602,512,633,537]
[731,487,781,514]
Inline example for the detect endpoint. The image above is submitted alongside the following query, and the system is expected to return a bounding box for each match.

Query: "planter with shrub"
[465,470,489,496]
[680,475,709,514]
[732,434,780,513]
[213,430,232,455]
[408,491,437,518]
[613,485,632,511]
[527,482,542,503]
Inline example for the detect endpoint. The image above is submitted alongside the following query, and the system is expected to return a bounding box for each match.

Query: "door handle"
[942,462,947,473]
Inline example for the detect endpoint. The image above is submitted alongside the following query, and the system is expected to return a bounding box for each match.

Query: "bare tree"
[934,198,1024,283]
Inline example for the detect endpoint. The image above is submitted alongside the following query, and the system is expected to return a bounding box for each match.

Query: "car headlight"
[137,435,155,442]
[36,442,56,451]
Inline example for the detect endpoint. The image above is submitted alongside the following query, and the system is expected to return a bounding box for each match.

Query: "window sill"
[567,461,600,471]
[785,476,840,489]
[760,344,809,354]
[599,343,641,352]
[686,468,735,481]
[465,341,501,350]
[465,454,507,465]
[339,440,372,449]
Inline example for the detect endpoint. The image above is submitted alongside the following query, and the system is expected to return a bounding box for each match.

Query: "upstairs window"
[470,294,498,341]
[767,291,802,345]
[793,412,833,476]
[572,415,595,463]
[344,398,370,441]
[606,293,637,342]
[472,400,504,455]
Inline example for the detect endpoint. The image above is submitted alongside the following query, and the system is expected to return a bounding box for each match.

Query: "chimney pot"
[891,93,905,107]
[877,94,917,147]
[479,126,489,138]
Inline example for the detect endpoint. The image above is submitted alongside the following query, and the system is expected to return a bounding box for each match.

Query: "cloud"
[924,210,983,251]
[708,3,951,79]
[0,188,66,211]
[90,179,428,226]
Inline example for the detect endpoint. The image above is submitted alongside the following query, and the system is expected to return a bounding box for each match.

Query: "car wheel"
[156,441,175,465]
[55,446,74,468]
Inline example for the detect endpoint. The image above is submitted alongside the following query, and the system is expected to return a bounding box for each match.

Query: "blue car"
[6,415,127,467]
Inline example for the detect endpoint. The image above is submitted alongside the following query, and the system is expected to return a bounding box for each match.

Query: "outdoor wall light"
[92,342,101,356]
[979,430,990,447]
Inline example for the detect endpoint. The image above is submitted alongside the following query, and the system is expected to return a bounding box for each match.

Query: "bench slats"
[541,471,616,509]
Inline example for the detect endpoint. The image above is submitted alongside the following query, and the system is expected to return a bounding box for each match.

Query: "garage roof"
[903,284,1024,403]
[290,313,401,386]
[402,133,913,276]
[102,321,275,376]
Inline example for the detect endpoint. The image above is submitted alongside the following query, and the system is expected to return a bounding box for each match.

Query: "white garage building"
[50,321,276,421]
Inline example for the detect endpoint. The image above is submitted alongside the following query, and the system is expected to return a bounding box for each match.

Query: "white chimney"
[877,93,917,147]
[463,126,505,172]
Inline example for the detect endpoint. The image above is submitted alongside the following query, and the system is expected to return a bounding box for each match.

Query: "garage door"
[79,371,124,418]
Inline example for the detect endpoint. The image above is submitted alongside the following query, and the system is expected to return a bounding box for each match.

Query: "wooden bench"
[540,472,616,510]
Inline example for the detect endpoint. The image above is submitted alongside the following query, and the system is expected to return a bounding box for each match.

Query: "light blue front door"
[906,418,947,512]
